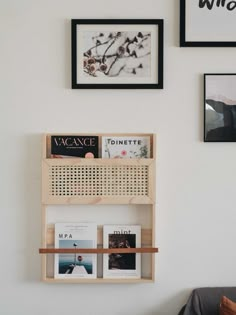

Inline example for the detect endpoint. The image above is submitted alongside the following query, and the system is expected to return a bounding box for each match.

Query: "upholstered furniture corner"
[178,287,236,315]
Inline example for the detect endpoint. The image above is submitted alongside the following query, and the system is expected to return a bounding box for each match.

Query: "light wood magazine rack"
[39,133,158,283]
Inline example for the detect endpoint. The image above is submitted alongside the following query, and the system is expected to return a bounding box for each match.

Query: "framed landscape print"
[204,74,236,142]
[180,0,236,47]
[71,19,164,89]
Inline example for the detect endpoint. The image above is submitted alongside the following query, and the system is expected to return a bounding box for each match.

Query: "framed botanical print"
[71,19,164,89]
[204,74,236,142]
[180,0,236,47]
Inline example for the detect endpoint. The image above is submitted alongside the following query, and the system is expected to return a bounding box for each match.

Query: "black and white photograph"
[72,19,163,89]
[180,0,236,46]
[108,233,136,270]
[204,74,236,142]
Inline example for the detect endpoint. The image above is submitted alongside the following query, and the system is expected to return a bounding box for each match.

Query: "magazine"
[51,135,99,158]
[54,222,97,279]
[103,225,141,279]
[102,136,150,158]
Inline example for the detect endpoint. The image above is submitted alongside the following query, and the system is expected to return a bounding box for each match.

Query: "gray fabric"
[181,287,236,315]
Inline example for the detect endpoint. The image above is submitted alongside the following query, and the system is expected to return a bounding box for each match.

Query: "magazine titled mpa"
[54,222,97,279]
[103,225,141,279]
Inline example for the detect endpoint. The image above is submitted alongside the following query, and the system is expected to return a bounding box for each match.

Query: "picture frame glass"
[77,24,158,84]
[204,74,236,142]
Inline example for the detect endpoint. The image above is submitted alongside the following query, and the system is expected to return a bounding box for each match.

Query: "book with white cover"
[103,225,141,279]
[102,136,150,158]
[54,223,97,279]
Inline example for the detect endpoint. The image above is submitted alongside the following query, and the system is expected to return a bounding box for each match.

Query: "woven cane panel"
[48,164,149,197]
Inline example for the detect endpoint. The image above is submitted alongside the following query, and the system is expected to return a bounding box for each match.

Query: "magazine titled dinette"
[102,136,150,158]
[103,225,141,279]
[54,223,97,279]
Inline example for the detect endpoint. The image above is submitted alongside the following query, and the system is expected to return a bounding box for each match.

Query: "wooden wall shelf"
[40,133,158,283]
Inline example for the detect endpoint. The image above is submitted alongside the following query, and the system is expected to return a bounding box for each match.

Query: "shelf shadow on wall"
[21,133,42,283]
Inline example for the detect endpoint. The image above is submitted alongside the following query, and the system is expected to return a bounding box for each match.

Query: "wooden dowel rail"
[39,248,159,254]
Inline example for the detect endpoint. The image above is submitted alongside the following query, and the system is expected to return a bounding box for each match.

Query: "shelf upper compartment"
[43,133,156,159]
[42,158,155,205]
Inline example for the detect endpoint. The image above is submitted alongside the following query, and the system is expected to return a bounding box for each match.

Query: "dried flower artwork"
[83,31,151,78]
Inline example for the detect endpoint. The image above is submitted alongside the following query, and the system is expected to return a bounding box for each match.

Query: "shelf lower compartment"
[41,225,157,283]
[41,251,156,283]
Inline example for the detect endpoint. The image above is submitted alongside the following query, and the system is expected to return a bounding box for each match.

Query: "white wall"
[1,0,236,314]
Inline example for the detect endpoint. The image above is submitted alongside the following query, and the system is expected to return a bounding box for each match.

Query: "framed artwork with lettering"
[180,0,236,47]
[204,74,236,142]
[71,19,164,89]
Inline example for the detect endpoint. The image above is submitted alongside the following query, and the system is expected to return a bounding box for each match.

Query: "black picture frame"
[204,73,236,142]
[180,0,236,47]
[71,19,164,89]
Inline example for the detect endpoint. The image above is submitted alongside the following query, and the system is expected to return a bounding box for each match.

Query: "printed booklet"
[102,136,150,158]
[54,222,97,279]
[51,135,99,158]
[103,224,141,279]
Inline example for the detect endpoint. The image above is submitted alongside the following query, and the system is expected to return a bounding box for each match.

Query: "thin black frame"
[180,0,236,47]
[204,73,236,142]
[71,19,164,89]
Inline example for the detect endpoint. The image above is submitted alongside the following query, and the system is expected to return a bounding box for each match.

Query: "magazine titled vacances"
[103,225,141,279]
[50,135,99,158]
[54,222,97,279]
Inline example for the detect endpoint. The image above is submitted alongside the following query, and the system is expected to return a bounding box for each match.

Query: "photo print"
[108,233,136,270]
[204,74,236,142]
[58,240,94,275]
[83,30,151,79]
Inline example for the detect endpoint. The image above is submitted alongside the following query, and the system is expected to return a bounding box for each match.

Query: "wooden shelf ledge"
[39,247,159,254]
[42,277,155,284]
